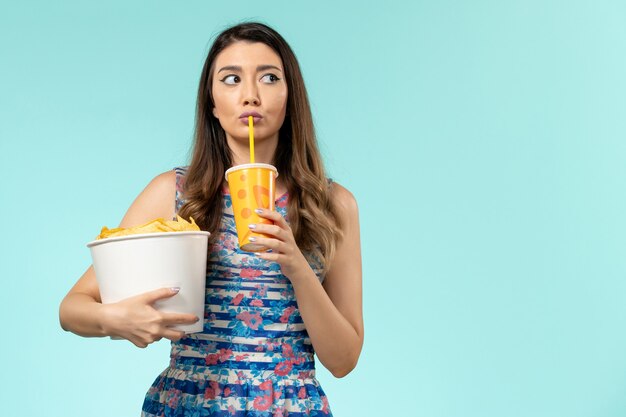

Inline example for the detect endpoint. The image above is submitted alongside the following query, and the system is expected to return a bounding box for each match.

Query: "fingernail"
[254,208,263,214]
[249,224,256,229]
[249,237,257,242]
[170,287,180,293]
[195,317,200,322]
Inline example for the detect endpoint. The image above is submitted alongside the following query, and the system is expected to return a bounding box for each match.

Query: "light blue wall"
[2,1,626,416]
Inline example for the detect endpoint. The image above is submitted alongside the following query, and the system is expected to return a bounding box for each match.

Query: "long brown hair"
[178,22,342,273]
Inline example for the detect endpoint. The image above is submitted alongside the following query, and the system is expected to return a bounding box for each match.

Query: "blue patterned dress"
[141,167,333,417]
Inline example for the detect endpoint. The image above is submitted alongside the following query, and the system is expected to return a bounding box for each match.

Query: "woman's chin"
[227,132,278,144]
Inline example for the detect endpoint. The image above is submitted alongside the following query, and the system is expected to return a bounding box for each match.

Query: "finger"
[250,223,284,239]
[140,287,181,304]
[162,313,200,326]
[255,208,288,228]
[163,329,186,342]
[130,338,149,348]
[256,251,280,262]
[249,236,284,252]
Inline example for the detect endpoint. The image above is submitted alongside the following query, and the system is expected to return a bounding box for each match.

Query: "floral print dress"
[141,167,333,417]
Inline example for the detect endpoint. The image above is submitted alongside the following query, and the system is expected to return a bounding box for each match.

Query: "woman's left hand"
[249,208,310,281]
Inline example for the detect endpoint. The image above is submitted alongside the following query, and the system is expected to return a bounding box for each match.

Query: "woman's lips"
[239,116,263,125]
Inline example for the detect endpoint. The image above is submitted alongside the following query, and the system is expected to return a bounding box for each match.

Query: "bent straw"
[248,115,255,163]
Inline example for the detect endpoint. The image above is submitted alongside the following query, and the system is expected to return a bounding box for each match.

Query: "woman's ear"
[212,107,219,119]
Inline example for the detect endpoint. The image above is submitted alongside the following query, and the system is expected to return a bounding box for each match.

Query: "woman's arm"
[253,183,364,377]
[59,171,199,346]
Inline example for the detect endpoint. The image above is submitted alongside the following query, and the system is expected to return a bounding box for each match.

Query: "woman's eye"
[261,74,281,83]
[221,75,240,85]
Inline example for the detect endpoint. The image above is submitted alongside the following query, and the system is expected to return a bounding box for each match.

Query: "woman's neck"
[226,133,279,167]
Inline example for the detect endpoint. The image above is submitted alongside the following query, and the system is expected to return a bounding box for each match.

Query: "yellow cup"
[225,163,279,252]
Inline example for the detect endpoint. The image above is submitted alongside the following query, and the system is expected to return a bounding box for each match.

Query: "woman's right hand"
[101,287,200,348]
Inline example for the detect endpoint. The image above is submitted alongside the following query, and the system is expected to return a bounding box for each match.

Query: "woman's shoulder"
[329,180,357,205]
[148,166,189,188]
[147,169,178,192]
[138,168,185,208]
[117,169,178,228]
[328,180,358,217]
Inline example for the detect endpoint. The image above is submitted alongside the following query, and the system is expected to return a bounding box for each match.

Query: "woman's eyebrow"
[217,65,283,73]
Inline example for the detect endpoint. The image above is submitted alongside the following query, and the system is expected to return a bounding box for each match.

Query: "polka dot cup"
[225,163,278,252]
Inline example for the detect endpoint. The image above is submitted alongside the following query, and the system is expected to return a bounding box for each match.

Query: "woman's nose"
[243,96,260,106]
[242,80,260,106]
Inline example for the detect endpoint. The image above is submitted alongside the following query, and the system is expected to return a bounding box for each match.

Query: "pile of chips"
[96,215,200,240]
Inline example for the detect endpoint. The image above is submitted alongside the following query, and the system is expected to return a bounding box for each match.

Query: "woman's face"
[211,41,288,144]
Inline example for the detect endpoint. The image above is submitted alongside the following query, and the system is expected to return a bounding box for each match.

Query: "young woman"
[59,22,363,416]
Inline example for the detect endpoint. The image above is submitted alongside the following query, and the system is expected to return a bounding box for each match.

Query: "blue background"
[1,1,626,416]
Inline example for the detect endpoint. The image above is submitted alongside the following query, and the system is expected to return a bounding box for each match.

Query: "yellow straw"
[248,116,255,163]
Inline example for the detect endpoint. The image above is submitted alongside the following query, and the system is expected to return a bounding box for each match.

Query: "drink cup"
[225,163,278,252]
[87,231,211,334]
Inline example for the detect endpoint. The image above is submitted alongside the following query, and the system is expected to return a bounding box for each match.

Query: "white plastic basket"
[87,231,211,334]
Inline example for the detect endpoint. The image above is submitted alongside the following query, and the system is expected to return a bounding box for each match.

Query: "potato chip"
[96,215,200,240]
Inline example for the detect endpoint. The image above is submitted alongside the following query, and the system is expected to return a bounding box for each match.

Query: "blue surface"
[2,1,626,416]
